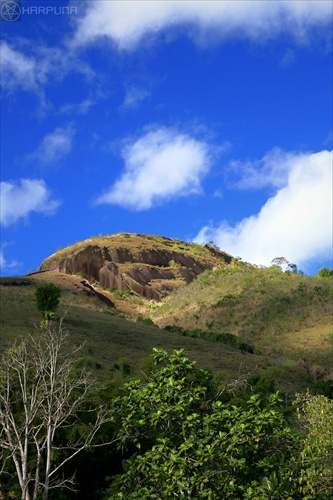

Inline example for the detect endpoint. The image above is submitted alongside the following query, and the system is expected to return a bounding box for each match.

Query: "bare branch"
[0,318,114,500]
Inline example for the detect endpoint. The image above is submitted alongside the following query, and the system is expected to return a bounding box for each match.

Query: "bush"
[35,282,61,319]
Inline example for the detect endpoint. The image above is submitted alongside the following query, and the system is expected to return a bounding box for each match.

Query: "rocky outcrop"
[38,234,232,301]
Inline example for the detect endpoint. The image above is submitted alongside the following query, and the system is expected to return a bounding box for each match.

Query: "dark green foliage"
[310,379,333,399]
[113,356,134,377]
[164,325,242,349]
[35,282,61,319]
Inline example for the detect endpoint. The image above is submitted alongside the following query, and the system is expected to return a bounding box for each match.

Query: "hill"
[1,233,332,395]
[0,271,264,383]
[38,233,232,301]
[148,259,333,369]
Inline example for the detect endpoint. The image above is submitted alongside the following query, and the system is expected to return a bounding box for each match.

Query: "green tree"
[35,282,61,320]
[318,267,333,278]
[108,349,298,499]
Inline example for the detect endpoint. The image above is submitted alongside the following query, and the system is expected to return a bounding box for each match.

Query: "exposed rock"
[38,233,232,301]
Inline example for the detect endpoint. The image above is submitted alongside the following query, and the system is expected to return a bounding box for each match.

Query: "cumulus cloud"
[0,179,60,227]
[26,126,75,166]
[96,128,211,210]
[195,150,332,268]
[73,0,332,49]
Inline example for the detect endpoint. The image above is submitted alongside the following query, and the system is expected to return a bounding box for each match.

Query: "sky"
[0,0,332,277]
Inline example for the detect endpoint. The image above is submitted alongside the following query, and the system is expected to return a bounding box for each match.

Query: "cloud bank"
[97,128,211,210]
[195,150,332,268]
[73,0,332,49]
[0,179,60,227]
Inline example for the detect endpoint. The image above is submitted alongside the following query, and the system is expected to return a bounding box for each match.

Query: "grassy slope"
[1,239,332,394]
[0,273,265,383]
[149,261,333,369]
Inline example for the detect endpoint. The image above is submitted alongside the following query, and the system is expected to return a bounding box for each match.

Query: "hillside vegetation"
[1,235,332,394]
[149,259,333,368]
[1,235,333,499]
[0,273,265,383]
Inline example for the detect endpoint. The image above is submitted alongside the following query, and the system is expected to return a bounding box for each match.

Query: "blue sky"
[1,0,332,276]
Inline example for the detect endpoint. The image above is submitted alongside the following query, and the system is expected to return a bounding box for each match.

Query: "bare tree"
[0,319,115,500]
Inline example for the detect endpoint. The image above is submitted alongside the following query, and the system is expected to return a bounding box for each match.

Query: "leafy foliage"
[108,349,299,499]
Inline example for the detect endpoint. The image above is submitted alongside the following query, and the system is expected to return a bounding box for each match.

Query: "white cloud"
[122,87,150,109]
[73,0,332,50]
[0,249,6,270]
[0,41,92,98]
[0,41,40,92]
[26,126,75,166]
[0,179,61,227]
[195,150,332,268]
[229,148,297,190]
[96,127,211,210]
[59,98,95,115]
[0,244,22,274]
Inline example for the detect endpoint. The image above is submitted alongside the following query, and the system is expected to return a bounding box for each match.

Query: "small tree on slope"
[35,283,61,321]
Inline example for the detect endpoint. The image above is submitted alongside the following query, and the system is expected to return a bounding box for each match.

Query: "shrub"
[35,283,61,319]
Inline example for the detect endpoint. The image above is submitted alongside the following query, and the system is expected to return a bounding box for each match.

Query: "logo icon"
[1,1,21,22]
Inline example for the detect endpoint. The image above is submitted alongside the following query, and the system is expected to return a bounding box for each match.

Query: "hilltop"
[38,233,232,301]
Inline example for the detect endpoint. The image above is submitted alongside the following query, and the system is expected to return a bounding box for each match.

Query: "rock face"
[38,234,232,301]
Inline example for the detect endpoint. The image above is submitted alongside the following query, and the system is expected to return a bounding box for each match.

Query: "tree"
[287,262,298,274]
[35,283,61,320]
[108,349,298,499]
[318,267,333,278]
[271,257,289,267]
[0,320,114,500]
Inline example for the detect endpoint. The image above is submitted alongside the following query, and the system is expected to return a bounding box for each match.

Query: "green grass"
[149,263,333,367]
[0,276,265,383]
